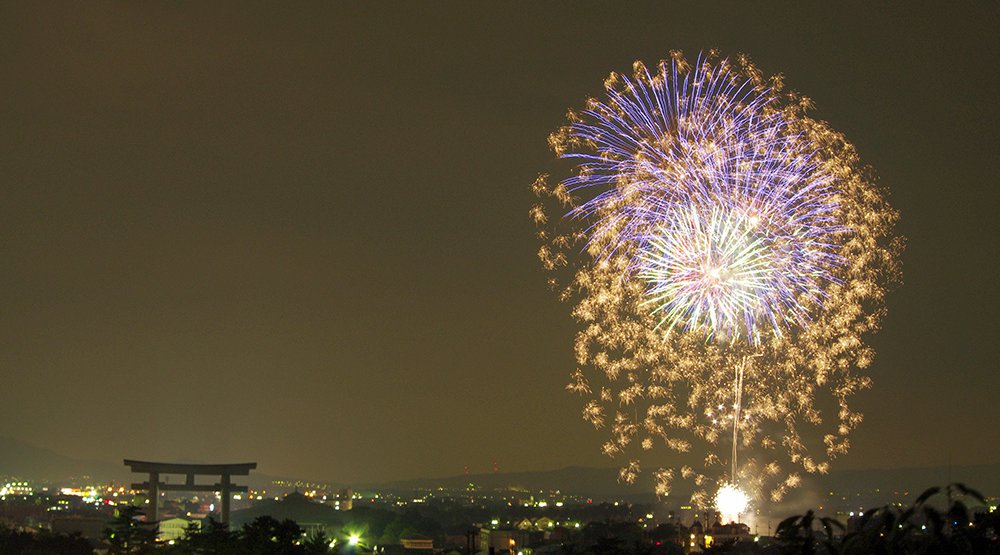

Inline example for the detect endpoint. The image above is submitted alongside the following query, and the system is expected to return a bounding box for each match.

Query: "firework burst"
[533,50,900,508]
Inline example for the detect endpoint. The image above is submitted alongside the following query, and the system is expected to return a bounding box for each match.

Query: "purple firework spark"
[555,53,844,344]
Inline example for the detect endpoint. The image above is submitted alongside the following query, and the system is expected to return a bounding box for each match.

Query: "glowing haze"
[533,50,901,508]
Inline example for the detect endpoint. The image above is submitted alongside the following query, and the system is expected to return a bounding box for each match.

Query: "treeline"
[0,507,344,555]
[0,526,94,555]
[519,484,1000,554]
[766,483,1000,555]
[108,507,345,554]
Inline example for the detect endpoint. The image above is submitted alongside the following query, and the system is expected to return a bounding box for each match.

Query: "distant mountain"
[0,436,128,483]
[362,463,1000,503]
[1,435,996,504]
[812,463,1000,497]
[364,465,664,501]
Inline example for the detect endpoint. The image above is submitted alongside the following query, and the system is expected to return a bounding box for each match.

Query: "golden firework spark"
[533,50,901,507]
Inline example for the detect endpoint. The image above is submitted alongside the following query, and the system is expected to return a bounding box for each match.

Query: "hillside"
[364,463,1000,503]
[1,435,997,504]
[0,436,127,483]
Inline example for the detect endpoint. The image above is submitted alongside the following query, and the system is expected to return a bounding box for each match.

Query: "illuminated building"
[400,533,434,550]
[477,528,532,552]
[327,487,353,511]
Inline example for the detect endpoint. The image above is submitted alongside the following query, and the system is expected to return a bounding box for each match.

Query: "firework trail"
[532,50,900,513]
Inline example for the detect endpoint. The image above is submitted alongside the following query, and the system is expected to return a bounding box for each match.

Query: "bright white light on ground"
[715,483,749,523]
[348,534,360,546]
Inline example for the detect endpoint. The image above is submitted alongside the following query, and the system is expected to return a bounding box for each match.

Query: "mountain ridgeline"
[2,436,997,504]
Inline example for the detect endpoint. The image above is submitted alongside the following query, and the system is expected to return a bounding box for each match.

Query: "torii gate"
[124,459,257,526]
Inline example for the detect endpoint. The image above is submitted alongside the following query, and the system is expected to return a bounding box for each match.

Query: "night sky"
[1,2,997,485]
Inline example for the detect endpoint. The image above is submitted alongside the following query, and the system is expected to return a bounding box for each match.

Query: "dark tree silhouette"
[105,505,158,554]
[0,525,93,554]
[302,529,335,554]
[240,515,304,555]
[775,483,999,555]
[174,516,243,554]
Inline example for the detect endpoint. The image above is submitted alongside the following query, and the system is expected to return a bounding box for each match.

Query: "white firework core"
[638,206,775,341]
[715,483,750,524]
